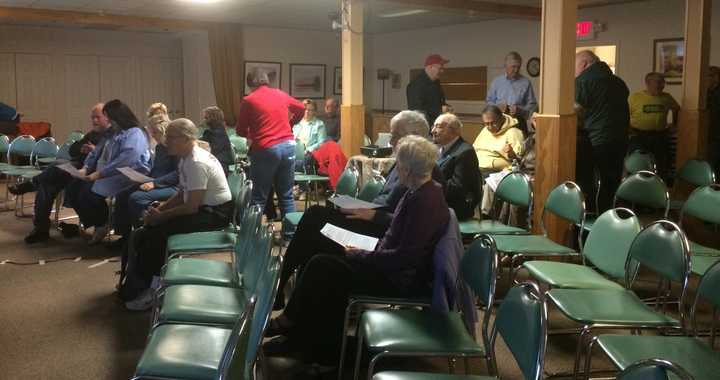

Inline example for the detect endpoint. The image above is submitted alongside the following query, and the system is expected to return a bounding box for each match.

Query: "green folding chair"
[546,220,691,379]
[670,159,716,210]
[14,138,59,216]
[678,184,720,275]
[66,130,85,143]
[38,139,72,165]
[458,171,533,237]
[584,260,720,380]
[229,135,249,173]
[492,181,585,285]
[370,282,548,380]
[1,135,36,208]
[623,149,656,176]
[346,235,500,380]
[357,173,386,202]
[616,359,693,380]
[523,208,641,290]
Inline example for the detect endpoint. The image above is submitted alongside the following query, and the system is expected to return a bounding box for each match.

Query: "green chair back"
[0,134,9,155]
[617,359,693,380]
[680,184,720,225]
[357,175,385,202]
[240,225,273,295]
[230,136,248,156]
[56,140,73,161]
[66,131,85,143]
[624,149,656,175]
[677,159,716,187]
[226,127,237,137]
[244,255,282,379]
[491,283,547,380]
[335,166,359,196]
[295,140,306,164]
[31,137,58,165]
[625,220,690,290]
[217,296,255,380]
[583,208,641,280]
[614,171,669,214]
[7,135,35,162]
[234,204,264,273]
[543,181,585,225]
[494,171,533,208]
[460,235,499,349]
[694,260,720,318]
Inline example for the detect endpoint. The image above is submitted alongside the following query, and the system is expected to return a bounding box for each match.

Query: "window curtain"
[207,23,244,126]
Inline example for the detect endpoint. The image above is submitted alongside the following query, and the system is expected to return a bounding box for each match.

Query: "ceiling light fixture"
[378,9,429,18]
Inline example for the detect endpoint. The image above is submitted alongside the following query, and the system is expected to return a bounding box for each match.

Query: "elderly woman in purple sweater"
[264,135,450,364]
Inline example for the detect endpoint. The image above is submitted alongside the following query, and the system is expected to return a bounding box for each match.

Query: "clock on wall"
[526,57,540,77]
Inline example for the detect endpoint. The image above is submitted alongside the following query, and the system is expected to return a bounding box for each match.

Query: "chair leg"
[352,327,365,380]
[573,326,592,380]
[463,357,470,375]
[367,352,387,380]
[583,336,599,380]
[447,357,456,373]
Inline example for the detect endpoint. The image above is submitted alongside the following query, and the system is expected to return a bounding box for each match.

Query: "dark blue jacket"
[149,144,179,188]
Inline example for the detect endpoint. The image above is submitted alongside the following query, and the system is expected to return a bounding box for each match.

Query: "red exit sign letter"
[576,21,595,40]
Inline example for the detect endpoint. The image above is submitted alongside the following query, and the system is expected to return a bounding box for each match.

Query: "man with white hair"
[236,67,305,218]
[575,50,630,212]
[431,113,481,219]
[274,110,446,309]
[486,51,537,122]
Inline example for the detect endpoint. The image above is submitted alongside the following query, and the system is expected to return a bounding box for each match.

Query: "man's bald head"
[90,103,110,132]
[575,50,599,78]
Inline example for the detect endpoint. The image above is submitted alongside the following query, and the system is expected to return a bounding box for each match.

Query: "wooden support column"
[340,0,365,157]
[676,0,711,168]
[532,0,578,242]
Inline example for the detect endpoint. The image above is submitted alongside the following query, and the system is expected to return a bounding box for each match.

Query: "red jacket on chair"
[311,140,347,189]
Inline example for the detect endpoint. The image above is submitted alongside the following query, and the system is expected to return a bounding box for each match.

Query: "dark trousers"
[629,129,669,180]
[114,186,178,237]
[278,205,388,300]
[284,254,401,363]
[32,165,73,231]
[65,179,108,228]
[576,137,626,214]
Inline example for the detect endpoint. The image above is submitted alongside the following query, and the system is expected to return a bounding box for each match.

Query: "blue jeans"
[114,186,178,237]
[249,140,296,216]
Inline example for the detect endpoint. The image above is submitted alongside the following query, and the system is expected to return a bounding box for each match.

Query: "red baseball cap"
[425,54,449,67]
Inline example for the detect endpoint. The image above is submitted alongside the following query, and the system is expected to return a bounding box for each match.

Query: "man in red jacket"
[236,68,305,216]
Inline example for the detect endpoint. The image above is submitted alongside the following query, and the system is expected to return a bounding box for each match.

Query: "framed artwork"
[653,38,684,84]
[333,66,342,95]
[244,61,281,95]
[290,64,326,99]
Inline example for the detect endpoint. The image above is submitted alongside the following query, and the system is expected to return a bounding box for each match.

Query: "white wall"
[0,25,183,142]
[181,31,216,124]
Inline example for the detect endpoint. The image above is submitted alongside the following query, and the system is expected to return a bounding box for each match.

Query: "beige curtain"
[207,23,244,126]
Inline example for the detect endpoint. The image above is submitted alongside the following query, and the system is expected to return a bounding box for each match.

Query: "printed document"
[328,195,382,209]
[320,223,379,251]
[118,167,154,184]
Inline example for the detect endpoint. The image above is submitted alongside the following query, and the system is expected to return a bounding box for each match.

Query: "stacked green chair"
[152,224,274,329]
[343,235,500,379]
[623,149,656,176]
[229,135,249,173]
[160,204,263,290]
[18,137,58,180]
[38,139,72,165]
[492,181,585,285]
[368,282,548,380]
[458,171,533,237]
[164,175,251,259]
[583,260,720,380]
[1,135,36,207]
[670,159,716,210]
[0,134,9,165]
[616,359,693,380]
[679,184,720,275]
[546,220,691,379]
[523,208,641,290]
[357,173,386,202]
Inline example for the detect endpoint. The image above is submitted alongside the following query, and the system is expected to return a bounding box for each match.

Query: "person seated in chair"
[112,114,179,245]
[15,103,111,244]
[292,99,327,172]
[473,104,525,177]
[264,135,450,364]
[121,118,233,310]
[275,110,445,309]
[431,112,481,220]
[64,99,152,245]
[200,106,234,175]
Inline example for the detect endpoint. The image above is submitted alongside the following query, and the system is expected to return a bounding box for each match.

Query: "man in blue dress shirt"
[486,52,538,126]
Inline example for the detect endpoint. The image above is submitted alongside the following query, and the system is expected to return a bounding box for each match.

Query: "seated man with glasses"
[473,104,525,177]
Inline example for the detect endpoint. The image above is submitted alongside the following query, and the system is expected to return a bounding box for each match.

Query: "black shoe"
[59,222,80,238]
[24,229,49,244]
[8,181,35,195]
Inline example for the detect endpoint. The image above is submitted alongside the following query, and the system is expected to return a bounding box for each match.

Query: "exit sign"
[576,21,595,40]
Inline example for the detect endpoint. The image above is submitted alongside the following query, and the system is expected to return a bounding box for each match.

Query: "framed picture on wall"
[653,38,684,84]
[333,66,342,95]
[290,64,326,99]
[244,61,282,95]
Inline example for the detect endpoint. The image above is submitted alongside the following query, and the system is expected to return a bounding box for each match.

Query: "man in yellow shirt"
[627,72,680,179]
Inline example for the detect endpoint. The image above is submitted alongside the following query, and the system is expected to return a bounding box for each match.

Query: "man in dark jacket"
[407,54,448,126]
[574,50,630,212]
[431,113,480,219]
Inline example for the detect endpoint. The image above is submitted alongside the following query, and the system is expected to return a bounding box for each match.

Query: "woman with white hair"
[265,135,450,364]
[121,118,232,311]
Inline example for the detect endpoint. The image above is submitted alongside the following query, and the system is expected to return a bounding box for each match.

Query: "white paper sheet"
[328,195,382,210]
[485,170,511,192]
[56,163,86,179]
[118,167,154,184]
[320,223,379,251]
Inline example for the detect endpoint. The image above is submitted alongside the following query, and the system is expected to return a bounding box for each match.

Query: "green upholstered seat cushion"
[20,170,42,179]
[374,372,495,380]
[294,173,329,182]
[691,255,720,276]
[547,288,680,326]
[458,219,527,235]
[163,258,237,287]
[690,240,720,256]
[493,235,578,255]
[597,335,720,380]
[522,261,623,290]
[361,309,484,355]
[158,285,246,326]
[135,324,230,380]
[167,231,236,253]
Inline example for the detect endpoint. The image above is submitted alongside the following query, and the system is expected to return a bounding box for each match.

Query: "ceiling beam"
[379,0,541,20]
[0,6,213,31]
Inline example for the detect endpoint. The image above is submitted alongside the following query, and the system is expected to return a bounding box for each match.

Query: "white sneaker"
[125,288,155,311]
[88,225,109,245]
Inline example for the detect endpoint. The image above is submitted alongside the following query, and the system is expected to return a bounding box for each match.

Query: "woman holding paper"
[264,135,450,364]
